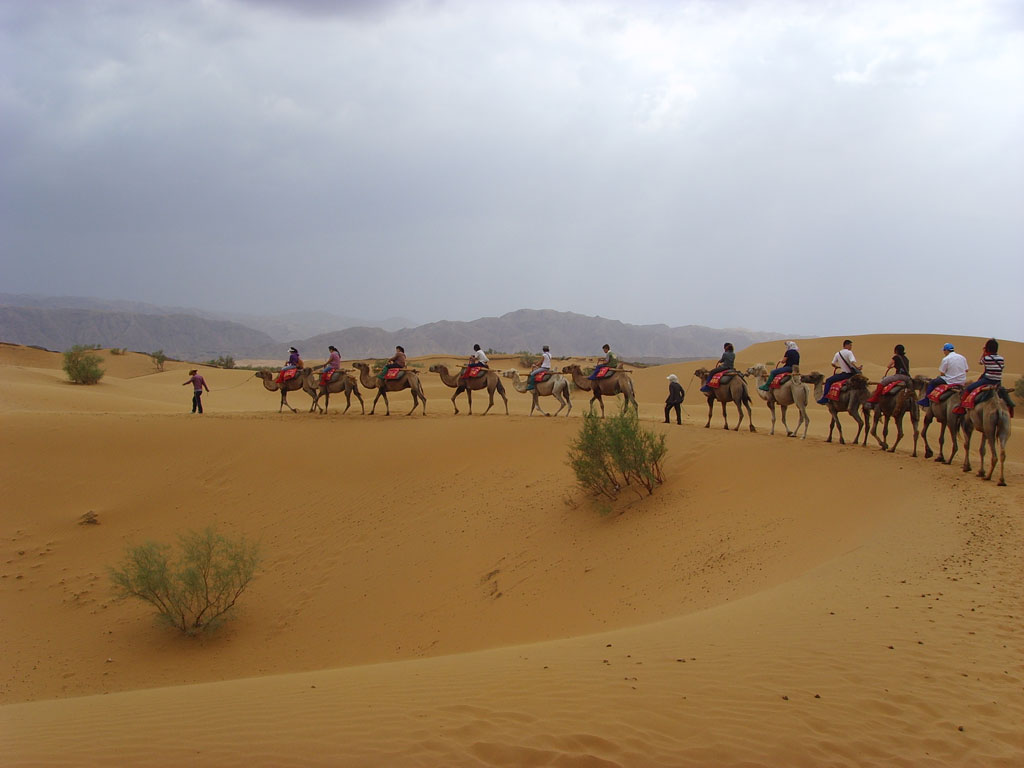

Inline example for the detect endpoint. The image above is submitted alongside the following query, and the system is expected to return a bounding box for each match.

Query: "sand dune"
[1,337,1021,766]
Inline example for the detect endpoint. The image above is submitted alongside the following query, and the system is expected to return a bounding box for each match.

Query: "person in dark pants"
[760,341,800,391]
[817,339,861,404]
[665,374,685,424]
[700,342,736,393]
[183,369,209,414]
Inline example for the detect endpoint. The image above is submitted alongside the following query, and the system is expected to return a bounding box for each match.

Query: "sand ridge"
[1,336,1021,766]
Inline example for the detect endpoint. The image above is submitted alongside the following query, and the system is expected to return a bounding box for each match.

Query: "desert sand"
[1,336,1021,767]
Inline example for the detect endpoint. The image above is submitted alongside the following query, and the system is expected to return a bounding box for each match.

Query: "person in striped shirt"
[961,338,1015,414]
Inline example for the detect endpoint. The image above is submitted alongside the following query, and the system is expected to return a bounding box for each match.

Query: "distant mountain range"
[0,294,799,361]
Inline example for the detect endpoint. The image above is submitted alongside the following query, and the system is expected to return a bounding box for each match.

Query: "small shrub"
[62,345,105,384]
[567,406,666,503]
[1014,377,1024,399]
[151,349,167,372]
[110,527,260,635]
[110,347,127,356]
[517,350,539,368]
[206,355,235,369]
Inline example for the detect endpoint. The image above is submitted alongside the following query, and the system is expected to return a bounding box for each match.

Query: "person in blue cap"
[918,342,968,406]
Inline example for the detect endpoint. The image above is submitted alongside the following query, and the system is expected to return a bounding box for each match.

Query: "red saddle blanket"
[708,370,735,388]
[384,368,405,381]
[928,383,961,403]
[593,366,615,379]
[320,370,338,387]
[461,366,487,380]
[770,373,791,389]
[826,380,849,402]
[879,380,907,397]
[532,370,551,383]
[276,368,300,384]
[958,384,996,411]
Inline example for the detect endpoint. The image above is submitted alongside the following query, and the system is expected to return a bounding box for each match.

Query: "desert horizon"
[1,334,1021,767]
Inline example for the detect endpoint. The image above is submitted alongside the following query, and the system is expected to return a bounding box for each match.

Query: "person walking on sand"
[527,345,552,391]
[700,342,736,393]
[665,373,685,424]
[183,369,209,414]
[917,342,968,406]
[817,339,861,404]
[760,341,800,391]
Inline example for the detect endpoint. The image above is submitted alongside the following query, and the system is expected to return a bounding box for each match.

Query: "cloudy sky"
[2,0,1022,339]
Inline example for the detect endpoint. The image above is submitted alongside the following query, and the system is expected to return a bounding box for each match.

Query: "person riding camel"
[463,344,489,378]
[817,339,861,404]
[589,344,618,380]
[700,342,735,393]
[378,345,406,380]
[867,344,911,404]
[759,341,800,391]
[527,345,552,391]
[958,338,1014,415]
[282,347,302,372]
[320,345,342,383]
[917,342,968,406]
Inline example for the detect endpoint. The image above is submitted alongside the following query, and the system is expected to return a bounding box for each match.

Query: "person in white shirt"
[817,339,862,404]
[527,346,552,391]
[463,344,489,379]
[918,342,969,405]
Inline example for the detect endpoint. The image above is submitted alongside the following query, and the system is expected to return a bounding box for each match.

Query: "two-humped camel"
[811,374,870,445]
[428,364,508,416]
[867,377,920,456]
[502,369,572,416]
[747,364,818,439]
[960,391,1011,486]
[352,362,427,416]
[916,376,971,464]
[255,368,312,413]
[692,368,756,432]
[561,365,637,417]
[308,369,364,415]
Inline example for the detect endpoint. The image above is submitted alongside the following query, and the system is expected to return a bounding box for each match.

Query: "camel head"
[911,374,930,393]
[561,364,581,374]
[746,365,767,378]
[352,361,369,371]
[501,369,518,379]
[693,368,709,379]
[849,374,869,390]
[800,371,824,384]
[428,364,446,374]
[254,370,272,381]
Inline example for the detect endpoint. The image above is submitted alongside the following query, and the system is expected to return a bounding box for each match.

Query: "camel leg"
[996,434,1007,486]
[405,390,420,416]
[533,392,548,417]
[591,392,604,417]
[481,386,495,416]
[280,391,298,414]
[746,400,756,432]
[353,389,365,415]
[499,385,509,416]
[450,387,462,415]
[832,410,846,444]
[768,400,777,436]
[888,414,904,453]
[922,412,934,459]
[977,431,989,479]
[372,389,390,416]
[704,396,713,428]
[961,422,973,473]
[870,408,885,450]
[798,405,810,439]
[341,390,350,415]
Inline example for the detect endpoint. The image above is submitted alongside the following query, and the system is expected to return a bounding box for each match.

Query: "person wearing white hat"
[665,374,685,424]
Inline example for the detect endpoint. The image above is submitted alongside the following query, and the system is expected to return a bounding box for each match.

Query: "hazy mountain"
[290,309,796,360]
[0,306,276,360]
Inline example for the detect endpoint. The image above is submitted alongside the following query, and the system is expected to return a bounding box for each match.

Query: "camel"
[306,369,364,415]
[811,374,870,445]
[428,364,508,416]
[747,365,818,439]
[255,368,312,413]
[692,368,756,432]
[867,377,920,456]
[960,391,1011,485]
[561,364,638,417]
[351,362,427,416]
[917,377,971,464]
[501,369,572,417]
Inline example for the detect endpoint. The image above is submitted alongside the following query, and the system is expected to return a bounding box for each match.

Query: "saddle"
[769,373,792,389]
[461,366,487,380]
[878,380,908,397]
[955,384,997,413]
[593,366,615,380]
[383,368,405,381]
[531,370,551,383]
[825,379,853,402]
[276,368,300,384]
[928,383,962,403]
[708,370,736,388]
[320,369,339,387]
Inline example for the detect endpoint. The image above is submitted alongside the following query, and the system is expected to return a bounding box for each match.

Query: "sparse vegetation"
[151,349,167,371]
[62,345,105,384]
[1014,377,1024,399]
[110,527,260,636]
[517,350,539,368]
[110,347,128,356]
[206,355,236,369]
[567,406,667,505]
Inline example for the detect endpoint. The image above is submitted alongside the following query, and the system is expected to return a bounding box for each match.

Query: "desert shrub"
[206,355,235,369]
[151,349,167,372]
[110,527,260,636]
[1014,377,1024,398]
[110,347,127,356]
[567,406,667,503]
[62,345,105,384]
[517,350,539,367]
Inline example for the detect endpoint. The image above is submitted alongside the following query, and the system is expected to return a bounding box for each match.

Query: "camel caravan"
[253,337,1013,485]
